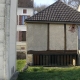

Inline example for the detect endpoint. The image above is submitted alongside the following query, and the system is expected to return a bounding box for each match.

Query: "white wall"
[49,24,64,50]
[8,0,17,78]
[16,7,34,51]
[17,7,34,27]
[27,23,47,51]
[17,8,33,32]
[27,23,78,51]
[78,5,80,11]
[17,8,34,16]
[0,0,17,80]
[17,25,27,31]
[0,0,6,79]
[66,25,77,50]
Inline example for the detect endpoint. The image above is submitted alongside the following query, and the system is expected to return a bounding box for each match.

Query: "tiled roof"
[18,0,33,8]
[25,0,80,23]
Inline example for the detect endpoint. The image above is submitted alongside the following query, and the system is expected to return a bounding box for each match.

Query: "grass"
[17,60,80,80]
[17,59,26,71]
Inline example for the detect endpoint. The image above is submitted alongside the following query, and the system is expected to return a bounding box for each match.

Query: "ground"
[17,60,80,80]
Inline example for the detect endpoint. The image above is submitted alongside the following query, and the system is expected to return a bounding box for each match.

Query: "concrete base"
[10,71,19,80]
[27,54,33,65]
[78,54,80,66]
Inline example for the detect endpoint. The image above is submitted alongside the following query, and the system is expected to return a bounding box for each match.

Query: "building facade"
[0,0,17,80]
[17,0,34,54]
[25,0,80,66]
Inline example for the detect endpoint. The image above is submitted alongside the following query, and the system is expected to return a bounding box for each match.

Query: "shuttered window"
[19,31,22,41]
[17,15,30,25]
[22,31,26,41]
[17,31,26,41]
[19,15,27,25]
[23,9,27,14]
[19,15,23,25]
[16,31,19,41]
[17,15,18,25]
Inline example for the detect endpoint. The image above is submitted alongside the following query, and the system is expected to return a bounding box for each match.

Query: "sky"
[34,0,55,6]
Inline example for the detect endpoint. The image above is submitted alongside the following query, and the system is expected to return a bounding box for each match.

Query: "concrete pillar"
[78,26,80,65]
[27,54,33,65]
[0,0,17,80]
[0,0,6,79]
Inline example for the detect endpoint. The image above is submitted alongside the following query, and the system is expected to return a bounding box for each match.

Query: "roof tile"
[25,0,80,23]
[18,0,33,8]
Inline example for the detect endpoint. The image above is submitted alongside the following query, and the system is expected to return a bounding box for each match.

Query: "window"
[17,31,26,41]
[19,15,27,25]
[17,15,30,25]
[23,9,27,14]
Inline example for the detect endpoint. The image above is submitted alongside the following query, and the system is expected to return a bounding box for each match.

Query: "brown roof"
[18,0,33,8]
[25,0,80,24]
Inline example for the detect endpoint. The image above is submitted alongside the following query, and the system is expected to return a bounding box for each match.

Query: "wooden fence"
[33,54,78,66]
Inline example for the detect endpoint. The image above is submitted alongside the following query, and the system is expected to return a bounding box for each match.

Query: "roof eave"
[25,20,80,25]
[18,6,34,8]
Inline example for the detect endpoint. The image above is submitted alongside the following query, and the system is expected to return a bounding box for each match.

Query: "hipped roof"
[25,0,80,24]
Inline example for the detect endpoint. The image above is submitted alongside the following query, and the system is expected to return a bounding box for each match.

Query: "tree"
[56,0,80,9]
[34,0,80,13]
[34,4,48,12]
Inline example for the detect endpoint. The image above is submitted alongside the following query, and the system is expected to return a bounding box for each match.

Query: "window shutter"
[22,31,26,41]
[17,15,18,25]
[19,15,22,25]
[23,9,27,14]
[16,31,19,41]
[22,16,24,25]
[19,31,22,41]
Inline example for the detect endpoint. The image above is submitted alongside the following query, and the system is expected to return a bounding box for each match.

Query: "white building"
[16,0,34,54]
[0,0,17,80]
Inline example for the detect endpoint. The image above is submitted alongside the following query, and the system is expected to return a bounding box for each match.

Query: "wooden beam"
[47,23,49,50]
[64,24,66,50]
[28,50,77,55]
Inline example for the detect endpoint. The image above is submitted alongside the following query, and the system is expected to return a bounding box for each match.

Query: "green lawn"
[17,60,80,80]
[17,60,26,71]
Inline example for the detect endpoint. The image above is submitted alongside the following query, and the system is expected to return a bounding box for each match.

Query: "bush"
[17,59,26,71]
[17,52,26,59]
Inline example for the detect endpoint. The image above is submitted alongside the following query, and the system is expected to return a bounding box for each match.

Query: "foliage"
[34,0,80,13]
[17,59,26,71]
[34,4,47,13]
[56,0,80,9]
[17,66,80,80]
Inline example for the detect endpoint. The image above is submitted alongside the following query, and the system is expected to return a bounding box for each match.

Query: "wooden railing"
[33,54,78,66]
